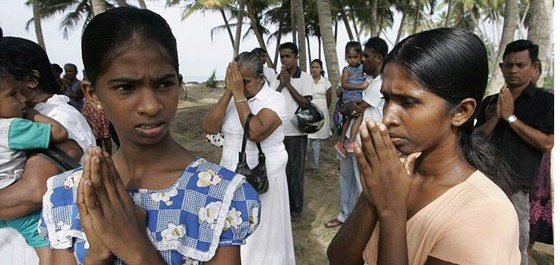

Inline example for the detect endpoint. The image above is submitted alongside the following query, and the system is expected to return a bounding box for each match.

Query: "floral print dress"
[40,158,260,264]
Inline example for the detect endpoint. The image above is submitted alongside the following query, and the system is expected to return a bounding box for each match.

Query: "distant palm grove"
[26,0,552,102]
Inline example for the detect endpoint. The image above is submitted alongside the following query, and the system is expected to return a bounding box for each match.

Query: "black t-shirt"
[476,83,554,193]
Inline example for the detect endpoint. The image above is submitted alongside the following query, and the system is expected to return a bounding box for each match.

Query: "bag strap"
[35,145,81,171]
[240,113,263,154]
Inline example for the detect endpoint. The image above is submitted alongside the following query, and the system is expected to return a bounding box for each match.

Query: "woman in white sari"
[202,51,296,265]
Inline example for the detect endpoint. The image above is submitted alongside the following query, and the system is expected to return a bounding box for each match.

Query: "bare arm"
[276,67,311,107]
[328,194,378,265]
[248,109,282,142]
[205,246,241,265]
[53,249,78,265]
[0,139,82,219]
[508,120,554,152]
[342,100,371,118]
[201,89,232,134]
[25,108,68,143]
[282,82,311,107]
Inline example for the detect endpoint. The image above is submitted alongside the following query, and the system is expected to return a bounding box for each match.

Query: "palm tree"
[167,0,236,48]
[25,0,46,50]
[316,0,340,110]
[246,0,274,59]
[29,0,114,39]
[487,0,519,95]
[526,0,552,86]
[292,0,307,71]
[394,0,410,43]
[334,0,354,40]
[370,0,379,36]
[233,0,245,56]
[264,1,292,67]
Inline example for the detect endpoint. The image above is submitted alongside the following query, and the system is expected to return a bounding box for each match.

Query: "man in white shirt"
[270,42,313,218]
[253,47,277,85]
[324,37,388,228]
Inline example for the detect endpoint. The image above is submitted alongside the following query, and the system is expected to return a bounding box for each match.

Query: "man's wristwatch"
[505,114,518,124]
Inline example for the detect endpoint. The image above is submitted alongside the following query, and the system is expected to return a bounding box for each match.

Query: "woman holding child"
[0,29,95,264]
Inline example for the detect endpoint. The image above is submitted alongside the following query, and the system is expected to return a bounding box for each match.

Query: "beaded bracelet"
[235,97,248,104]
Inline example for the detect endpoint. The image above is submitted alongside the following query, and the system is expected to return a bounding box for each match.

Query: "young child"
[0,65,68,265]
[334,41,369,157]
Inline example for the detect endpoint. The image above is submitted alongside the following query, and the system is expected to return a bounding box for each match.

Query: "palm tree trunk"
[233,0,245,57]
[90,0,107,16]
[219,9,235,48]
[412,0,420,33]
[444,0,453,27]
[487,0,519,95]
[370,0,378,37]
[395,0,410,43]
[338,6,354,40]
[334,19,338,45]
[316,0,340,110]
[527,0,552,86]
[245,4,264,48]
[290,0,297,42]
[306,35,312,65]
[246,5,268,60]
[294,0,307,71]
[138,0,147,9]
[32,0,46,50]
[395,14,406,43]
[350,12,361,43]
[273,30,282,69]
[317,36,322,60]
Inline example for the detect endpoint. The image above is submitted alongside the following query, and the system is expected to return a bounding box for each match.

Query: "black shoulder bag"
[235,113,269,194]
[35,146,81,171]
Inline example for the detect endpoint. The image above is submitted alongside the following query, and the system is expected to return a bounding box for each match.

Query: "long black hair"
[0,28,61,95]
[81,7,179,86]
[384,27,515,195]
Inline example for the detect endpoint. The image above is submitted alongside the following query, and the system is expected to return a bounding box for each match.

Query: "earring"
[96,103,103,110]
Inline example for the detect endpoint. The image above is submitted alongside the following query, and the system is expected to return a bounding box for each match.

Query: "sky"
[0,0,399,82]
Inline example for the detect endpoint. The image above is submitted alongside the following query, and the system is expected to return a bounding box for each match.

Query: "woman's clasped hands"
[77,147,159,264]
[354,120,421,219]
[225,62,244,96]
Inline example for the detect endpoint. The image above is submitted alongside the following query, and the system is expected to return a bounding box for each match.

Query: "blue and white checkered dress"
[40,158,261,264]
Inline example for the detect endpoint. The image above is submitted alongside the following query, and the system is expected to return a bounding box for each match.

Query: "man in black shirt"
[475,40,554,265]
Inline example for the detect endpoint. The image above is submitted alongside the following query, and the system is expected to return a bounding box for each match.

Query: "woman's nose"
[137,89,162,116]
[382,103,399,127]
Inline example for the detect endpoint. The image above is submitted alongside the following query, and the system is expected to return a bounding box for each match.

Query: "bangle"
[235,97,248,104]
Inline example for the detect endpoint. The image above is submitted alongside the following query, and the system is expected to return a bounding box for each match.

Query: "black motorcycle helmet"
[290,103,325,134]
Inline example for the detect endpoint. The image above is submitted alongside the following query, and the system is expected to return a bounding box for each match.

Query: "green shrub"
[205,70,218,88]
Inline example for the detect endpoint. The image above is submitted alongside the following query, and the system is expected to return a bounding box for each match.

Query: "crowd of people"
[0,6,554,265]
